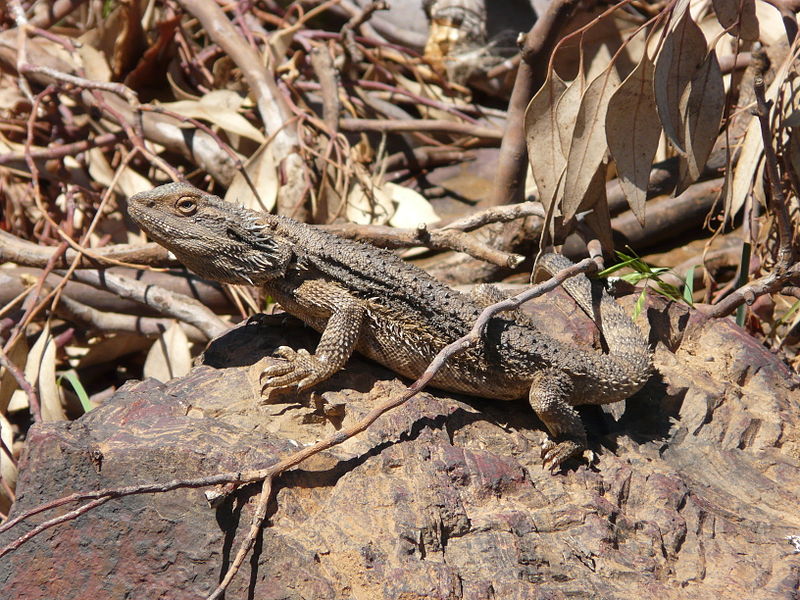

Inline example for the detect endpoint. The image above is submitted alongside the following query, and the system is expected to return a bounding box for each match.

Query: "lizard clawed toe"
[540,439,582,473]
[261,346,328,393]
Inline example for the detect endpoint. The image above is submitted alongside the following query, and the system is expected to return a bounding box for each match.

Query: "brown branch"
[0,230,173,270]
[0,131,123,165]
[382,147,473,173]
[322,222,525,268]
[18,64,138,104]
[442,201,546,232]
[753,76,794,269]
[702,263,800,318]
[53,294,208,343]
[67,270,228,340]
[309,44,341,134]
[0,266,232,317]
[206,476,275,600]
[486,0,580,207]
[609,178,725,249]
[338,118,502,139]
[703,79,798,319]
[0,497,112,557]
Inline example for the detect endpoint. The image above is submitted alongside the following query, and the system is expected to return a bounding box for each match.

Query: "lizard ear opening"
[175,196,197,216]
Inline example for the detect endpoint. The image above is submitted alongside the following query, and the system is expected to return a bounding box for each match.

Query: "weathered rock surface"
[1,287,799,599]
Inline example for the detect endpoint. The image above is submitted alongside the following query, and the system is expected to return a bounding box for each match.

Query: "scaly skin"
[128,182,653,470]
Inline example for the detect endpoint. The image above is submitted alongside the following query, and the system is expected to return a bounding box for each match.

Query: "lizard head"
[128,182,293,285]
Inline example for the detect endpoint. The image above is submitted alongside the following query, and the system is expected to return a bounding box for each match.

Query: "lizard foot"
[260,346,328,393]
[540,439,583,473]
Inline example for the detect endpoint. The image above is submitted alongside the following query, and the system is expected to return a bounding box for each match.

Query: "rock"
[2,291,799,599]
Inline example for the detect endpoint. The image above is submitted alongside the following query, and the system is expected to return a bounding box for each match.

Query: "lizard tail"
[535,253,652,398]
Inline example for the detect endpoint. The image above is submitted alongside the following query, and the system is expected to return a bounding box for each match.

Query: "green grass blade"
[775,299,800,326]
[683,265,695,305]
[632,288,647,320]
[735,243,751,327]
[59,370,93,413]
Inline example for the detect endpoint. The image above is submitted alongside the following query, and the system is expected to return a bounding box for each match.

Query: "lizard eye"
[175,196,196,216]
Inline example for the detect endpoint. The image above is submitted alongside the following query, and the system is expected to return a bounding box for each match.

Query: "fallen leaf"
[38,328,66,422]
[606,53,661,226]
[346,177,438,227]
[143,322,192,382]
[385,182,440,228]
[88,147,152,198]
[580,167,614,254]
[556,68,586,158]
[225,141,279,213]
[160,90,266,143]
[0,412,17,507]
[74,333,153,369]
[678,49,725,192]
[0,336,28,413]
[8,324,49,413]
[712,0,759,41]
[525,70,567,211]
[76,42,111,83]
[562,66,620,220]
[653,7,707,154]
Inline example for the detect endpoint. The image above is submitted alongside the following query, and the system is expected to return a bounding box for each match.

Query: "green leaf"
[775,299,800,326]
[683,265,695,306]
[735,243,752,327]
[59,370,92,413]
[654,279,683,301]
[596,256,641,278]
[632,288,647,320]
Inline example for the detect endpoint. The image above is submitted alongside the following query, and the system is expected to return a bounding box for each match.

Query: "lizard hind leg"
[528,368,589,472]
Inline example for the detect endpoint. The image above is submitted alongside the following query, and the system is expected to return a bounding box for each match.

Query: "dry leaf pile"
[0,0,797,523]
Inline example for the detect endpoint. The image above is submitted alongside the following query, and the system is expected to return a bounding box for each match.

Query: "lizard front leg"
[261,281,365,394]
[528,369,588,472]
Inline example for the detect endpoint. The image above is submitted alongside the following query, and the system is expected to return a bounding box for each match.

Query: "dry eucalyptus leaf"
[525,70,567,212]
[160,90,266,143]
[677,49,724,192]
[606,53,661,227]
[87,147,152,198]
[555,68,586,158]
[143,322,192,383]
[96,0,144,80]
[580,171,614,254]
[0,336,28,414]
[653,7,707,154]
[225,142,278,213]
[562,66,620,220]
[74,333,154,369]
[0,411,17,508]
[345,174,439,227]
[712,0,759,41]
[76,42,112,83]
[8,324,50,413]
[385,182,440,228]
[38,329,66,423]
